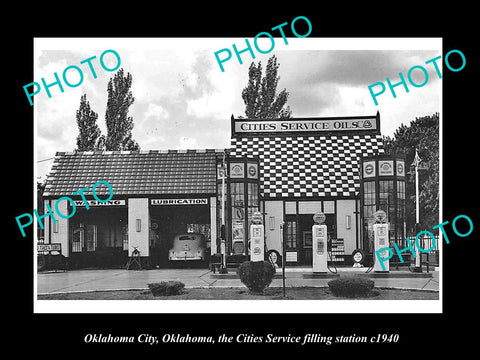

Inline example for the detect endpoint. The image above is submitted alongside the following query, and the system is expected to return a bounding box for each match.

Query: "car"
[168,233,207,262]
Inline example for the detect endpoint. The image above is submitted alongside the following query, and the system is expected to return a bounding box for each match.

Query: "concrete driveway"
[37,268,439,294]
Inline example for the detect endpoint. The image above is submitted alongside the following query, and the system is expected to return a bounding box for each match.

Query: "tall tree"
[75,94,101,151]
[383,113,439,233]
[241,55,292,119]
[103,68,140,151]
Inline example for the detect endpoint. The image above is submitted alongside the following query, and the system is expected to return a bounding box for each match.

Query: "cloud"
[178,136,198,149]
[35,40,442,181]
[276,50,441,94]
[145,103,169,120]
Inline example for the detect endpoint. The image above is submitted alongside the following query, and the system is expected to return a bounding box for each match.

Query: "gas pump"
[312,212,328,273]
[250,211,264,262]
[373,210,389,272]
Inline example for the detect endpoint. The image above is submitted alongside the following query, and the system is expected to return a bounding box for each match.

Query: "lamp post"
[411,148,427,272]
[220,151,228,274]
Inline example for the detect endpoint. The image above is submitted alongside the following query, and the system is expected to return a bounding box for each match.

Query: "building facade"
[42,112,406,268]
[227,113,385,265]
[42,150,222,268]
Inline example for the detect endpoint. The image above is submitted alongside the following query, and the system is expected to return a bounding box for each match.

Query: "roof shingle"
[43,149,224,197]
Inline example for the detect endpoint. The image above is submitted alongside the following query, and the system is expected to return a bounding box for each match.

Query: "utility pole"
[412,149,422,272]
[220,151,228,274]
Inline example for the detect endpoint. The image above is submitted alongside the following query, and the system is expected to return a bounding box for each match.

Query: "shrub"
[237,261,275,294]
[327,275,375,298]
[148,281,185,296]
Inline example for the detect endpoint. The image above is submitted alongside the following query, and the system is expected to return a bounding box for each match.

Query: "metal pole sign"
[37,243,62,254]
[281,222,286,297]
[220,153,228,273]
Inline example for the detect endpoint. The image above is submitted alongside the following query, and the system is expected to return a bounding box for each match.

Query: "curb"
[37,284,439,296]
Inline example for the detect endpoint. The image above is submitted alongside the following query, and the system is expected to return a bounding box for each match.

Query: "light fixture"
[269,216,275,231]
[345,215,351,229]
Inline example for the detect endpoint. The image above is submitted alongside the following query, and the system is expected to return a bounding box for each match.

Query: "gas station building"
[41,112,406,268]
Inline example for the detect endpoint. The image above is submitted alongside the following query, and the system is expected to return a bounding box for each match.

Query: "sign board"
[331,238,345,262]
[251,210,263,225]
[151,198,208,206]
[285,251,298,262]
[234,118,378,134]
[374,210,387,224]
[74,199,126,207]
[396,160,405,177]
[313,211,326,225]
[232,221,244,242]
[229,163,244,178]
[246,163,258,179]
[37,243,62,253]
[233,207,245,220]
[353,250,363,263]
[363,161,376,178]
[378,160,394,176]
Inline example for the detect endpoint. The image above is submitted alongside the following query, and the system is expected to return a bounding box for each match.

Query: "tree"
[75,94,101,151]
[37,180,46,240]
[383,113,439,233]
[241,55,292,119]
[103,68,140,151]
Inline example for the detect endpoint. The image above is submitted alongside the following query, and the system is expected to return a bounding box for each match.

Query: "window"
[363,181,376,219]
[231,183,244,208]
[379,180,395,222]
[396,180,406,239]
[231,183,245,252]
[216,182,227,241]
[247,183,259,226]
[85,224,97,252]
[122,224,128,251]
[285,202,296,214]
[285,220,297,249]
[379,180,396,242]
[72,224,83,253]
[247,183,258,207]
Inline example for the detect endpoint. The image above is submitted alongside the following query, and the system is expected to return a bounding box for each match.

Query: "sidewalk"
[37,267,439,295]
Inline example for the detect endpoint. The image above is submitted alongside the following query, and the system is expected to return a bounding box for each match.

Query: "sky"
[34,38,442,181]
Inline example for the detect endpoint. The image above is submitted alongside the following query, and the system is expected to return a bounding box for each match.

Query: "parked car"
[169,233,207,262]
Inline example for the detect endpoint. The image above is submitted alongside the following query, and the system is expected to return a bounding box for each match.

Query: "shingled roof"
[43,149,224,198]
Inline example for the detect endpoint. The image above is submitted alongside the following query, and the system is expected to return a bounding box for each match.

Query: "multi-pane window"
[122,224,129,251]
[72,225,83,253]
[379,180,395,222]
[85,224,97,252]
[396,180,406,239]
[247,183,259,226]
[71,223,97,252]
[285,220,297,249]
[363,181,376,219]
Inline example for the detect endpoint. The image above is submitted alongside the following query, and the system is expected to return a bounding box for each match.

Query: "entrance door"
[284,215,312,265]
[298,214,313,265]
[284,217,298,264]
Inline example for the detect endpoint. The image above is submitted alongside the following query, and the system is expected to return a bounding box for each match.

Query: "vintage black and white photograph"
[32,37,443,313]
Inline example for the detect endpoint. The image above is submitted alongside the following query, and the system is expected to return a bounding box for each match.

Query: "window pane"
[286,221,297,249]
[248,183,258,207]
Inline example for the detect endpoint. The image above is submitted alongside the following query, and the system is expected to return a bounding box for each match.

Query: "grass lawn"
[38,287,439,300]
